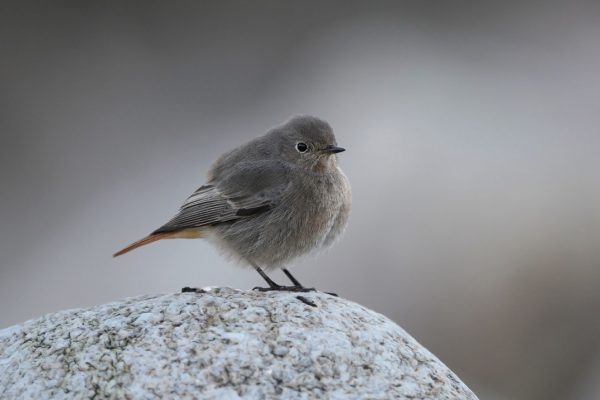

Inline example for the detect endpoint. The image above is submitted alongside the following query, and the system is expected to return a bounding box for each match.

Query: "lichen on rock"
[0,287,478,399]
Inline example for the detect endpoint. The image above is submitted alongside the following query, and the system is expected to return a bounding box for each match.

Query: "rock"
[0,287,478,399]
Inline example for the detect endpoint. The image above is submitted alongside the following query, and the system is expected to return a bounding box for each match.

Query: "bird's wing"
[152,160,290,234]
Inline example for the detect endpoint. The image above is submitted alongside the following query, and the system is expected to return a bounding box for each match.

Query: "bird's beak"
[322,145,346,154]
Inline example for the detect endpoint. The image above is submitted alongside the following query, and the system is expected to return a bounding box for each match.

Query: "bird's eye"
[296,142,308,153]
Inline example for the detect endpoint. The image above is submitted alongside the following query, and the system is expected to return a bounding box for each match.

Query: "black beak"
[323,145,346,154]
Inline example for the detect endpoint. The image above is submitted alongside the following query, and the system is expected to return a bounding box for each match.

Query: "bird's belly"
[210,171,350,269]
[212,196,343,269]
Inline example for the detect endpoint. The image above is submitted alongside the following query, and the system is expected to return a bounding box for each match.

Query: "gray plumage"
[115,115,351,278]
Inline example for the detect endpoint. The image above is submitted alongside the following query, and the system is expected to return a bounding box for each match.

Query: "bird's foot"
[252,285,338,297]
[181,287,206,293]
[252,285,316,293]
[296,296,318,307]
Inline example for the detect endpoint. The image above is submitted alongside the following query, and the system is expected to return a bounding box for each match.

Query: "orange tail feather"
[113,228,205,257]
[113,232,174,257]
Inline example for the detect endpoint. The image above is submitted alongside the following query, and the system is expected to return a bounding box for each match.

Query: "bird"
[113,116,351,292]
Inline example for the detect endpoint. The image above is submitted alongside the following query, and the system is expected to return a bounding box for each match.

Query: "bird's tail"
[113,228,204,257]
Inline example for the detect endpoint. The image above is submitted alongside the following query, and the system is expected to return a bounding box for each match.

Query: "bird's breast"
[286,170,350,245]
[212,169,350,269]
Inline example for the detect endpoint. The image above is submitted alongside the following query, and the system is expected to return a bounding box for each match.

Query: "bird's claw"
[296,296,318,307]
[181,287,207,293]
[253,285,316,293]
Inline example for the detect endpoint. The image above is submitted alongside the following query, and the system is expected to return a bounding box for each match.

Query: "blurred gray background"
[1,1,599,399]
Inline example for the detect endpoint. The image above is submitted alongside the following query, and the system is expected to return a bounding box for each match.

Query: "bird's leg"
[282,267,337,297]
[254,265,281,289]
[251,263,315,292]
[282,268,303,287]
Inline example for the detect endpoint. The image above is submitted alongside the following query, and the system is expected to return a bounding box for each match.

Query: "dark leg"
[282,268,303,287]
[282,267,337,296]
[254,265,280,288]
[251,263,315,293]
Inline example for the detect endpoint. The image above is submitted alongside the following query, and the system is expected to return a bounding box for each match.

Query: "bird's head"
[270,116,345,173]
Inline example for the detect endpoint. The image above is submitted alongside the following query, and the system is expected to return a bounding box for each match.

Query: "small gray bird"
[114,116,351,292]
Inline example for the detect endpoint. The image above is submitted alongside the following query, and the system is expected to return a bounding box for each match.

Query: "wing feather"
[153,161,290,234]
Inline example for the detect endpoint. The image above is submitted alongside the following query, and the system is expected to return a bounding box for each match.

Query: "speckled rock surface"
[0,287,477,399]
